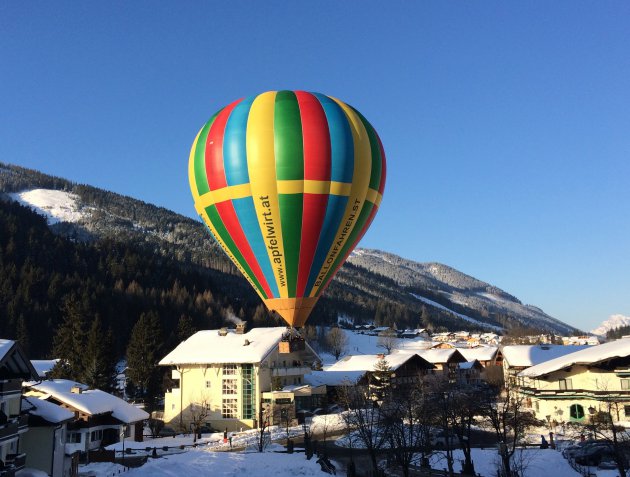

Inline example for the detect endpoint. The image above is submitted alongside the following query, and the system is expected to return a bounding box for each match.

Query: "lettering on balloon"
[314,198,362,287]
[259,195,286,288]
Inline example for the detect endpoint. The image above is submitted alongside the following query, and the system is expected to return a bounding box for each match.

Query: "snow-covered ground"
[8,189,85,225]
[317,328,433,365]
[81,444,325,477]
[87,415,347,476]
[429,448,582,477]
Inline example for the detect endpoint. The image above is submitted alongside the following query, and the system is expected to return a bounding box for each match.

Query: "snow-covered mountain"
[591,314,630,337]
[0,162,578,334]
[349,249,577,335]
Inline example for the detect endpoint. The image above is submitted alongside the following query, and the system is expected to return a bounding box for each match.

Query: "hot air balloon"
[188,90,386,328]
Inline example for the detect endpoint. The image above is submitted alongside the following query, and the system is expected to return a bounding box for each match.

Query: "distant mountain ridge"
[0,162,578,334]
[591,314,630,337]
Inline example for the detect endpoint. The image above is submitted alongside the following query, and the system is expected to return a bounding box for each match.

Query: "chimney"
[70,386,83,394]
[243,339,250,346]
[236,321,247,335]
[218,327,228,337]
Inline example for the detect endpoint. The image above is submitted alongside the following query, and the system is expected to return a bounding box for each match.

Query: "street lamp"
[120,424,128,468]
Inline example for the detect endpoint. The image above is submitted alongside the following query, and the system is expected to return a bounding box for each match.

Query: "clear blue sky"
[2,2,629,331]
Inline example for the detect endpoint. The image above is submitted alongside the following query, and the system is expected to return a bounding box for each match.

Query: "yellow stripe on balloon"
[309,97,373,297]
[196,183,251,208]
[365,188,383,206]
[188,128,204,201]
[329,181,353,196]
[195,180,377,208]
[246,91,290,298]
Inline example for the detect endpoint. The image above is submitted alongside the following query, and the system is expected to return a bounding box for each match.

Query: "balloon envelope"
[189,91,386,327]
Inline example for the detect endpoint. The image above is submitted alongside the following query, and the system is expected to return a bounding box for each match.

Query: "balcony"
[0,380,21,395]
[0,420,18,441]
[5,453,26,471]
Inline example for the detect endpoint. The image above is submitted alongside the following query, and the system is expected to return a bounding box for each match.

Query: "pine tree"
[176,314,196,342]
[82,316,117,391]
[126,311,163,408]
[371,355,392,401]
[50,294,87,380]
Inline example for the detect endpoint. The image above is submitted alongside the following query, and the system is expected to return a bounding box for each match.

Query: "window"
[222,398,238,418]
[205,380,212,389]
[570,404,585,420]
[223,364,237,376]
[222,379,237,395]
[621,379,630,390]
[559,379,573,390]
[535,401,540,412]
[625,406,630,418]
[90,429,103,442]
[68,432,82,443]
[242,364,255,420]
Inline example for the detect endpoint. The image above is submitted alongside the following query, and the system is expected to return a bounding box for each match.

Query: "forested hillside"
[0,162,577,362]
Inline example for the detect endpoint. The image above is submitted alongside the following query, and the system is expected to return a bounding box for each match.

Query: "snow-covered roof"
[159,327,291,365]
[519,338,630,378]
[305,370,365,387]
[31,359,59,378]
[413,348,466,364]
[459,346,499,362]
[26,380,149,424]
[325,353,420,373]
[502,344,590,368]
[22,396,74,424]
[0,339,14,360]
[0,339,38,379]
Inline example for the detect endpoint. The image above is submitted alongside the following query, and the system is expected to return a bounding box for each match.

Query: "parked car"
[574,443,615,466]
[158,426,177,437]
[562,439,602,459]
[430,431,457,449]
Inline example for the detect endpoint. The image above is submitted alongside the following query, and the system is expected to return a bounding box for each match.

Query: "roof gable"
[0,339,38,380]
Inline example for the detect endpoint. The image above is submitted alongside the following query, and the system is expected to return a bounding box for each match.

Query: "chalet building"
[456,360,483,386]
[321,353,434,386]
[0,340,38,476]
[21,396,74,477]
[501,344,590,385]
[414,348,467,383]
[459,346,502,368]
[518,338,630,425]
[159,326,325,431]
[24,380,148,456]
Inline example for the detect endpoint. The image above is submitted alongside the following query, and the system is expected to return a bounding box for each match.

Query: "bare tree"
[584,383,630,477]
[377,329,399,354]
[482,382,540,477]
[187,393,210,443]
[449,383,492,476]
[326,327,348,360]
[383,378,435,477]
[257,403,271,452]
[341,383,389,474]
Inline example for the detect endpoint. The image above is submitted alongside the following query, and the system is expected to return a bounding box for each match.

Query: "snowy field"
[80,444,325,477]
[8,189,85,225]
[318,328,433,365]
